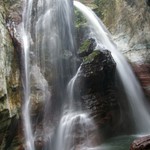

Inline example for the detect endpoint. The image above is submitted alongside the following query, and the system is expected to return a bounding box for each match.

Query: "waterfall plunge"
[55,62,100,150]
[55,112,99,150]
[74,1,150,134]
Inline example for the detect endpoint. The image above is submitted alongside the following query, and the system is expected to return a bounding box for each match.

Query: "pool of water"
[99,135,137,150]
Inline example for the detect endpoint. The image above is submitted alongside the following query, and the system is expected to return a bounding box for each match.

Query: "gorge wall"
[0,0,150,149]
[0,0,23,149]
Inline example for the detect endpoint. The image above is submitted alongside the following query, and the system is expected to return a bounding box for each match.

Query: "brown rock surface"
[130,135,150,150]
[132,64,150,99]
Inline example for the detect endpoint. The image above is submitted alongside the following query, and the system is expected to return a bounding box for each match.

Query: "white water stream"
[67,66,81,110]
[55,49,99,150]
[74,1,150,134]
[22,0,82,149]
[22,0,35,149]
[55,112,99,150]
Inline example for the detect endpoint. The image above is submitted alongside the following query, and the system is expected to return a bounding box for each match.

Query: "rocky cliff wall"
[104,0,150,99]
[0,0,22,149]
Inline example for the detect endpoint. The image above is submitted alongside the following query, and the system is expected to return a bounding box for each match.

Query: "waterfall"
[54,60,100,149]
[22,0,82,149]
[55,112,99,150]
[22,0,35,149]
[22,0,150,149]
[67,66,81,110]
[74,1,150,134]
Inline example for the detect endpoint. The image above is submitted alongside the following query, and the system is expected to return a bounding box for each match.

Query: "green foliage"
[94,0,116,20]
[94,0,105,18]
[74,7,87,27]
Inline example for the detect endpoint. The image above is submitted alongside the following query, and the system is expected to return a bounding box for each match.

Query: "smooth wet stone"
[130,135,150,150]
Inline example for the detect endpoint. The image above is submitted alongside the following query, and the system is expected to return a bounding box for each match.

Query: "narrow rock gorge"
[0,0,150,150]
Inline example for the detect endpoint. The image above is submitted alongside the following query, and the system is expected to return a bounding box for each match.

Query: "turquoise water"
[99,135,137,150]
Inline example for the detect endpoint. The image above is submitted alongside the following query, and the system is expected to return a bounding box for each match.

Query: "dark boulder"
[75,50,120,137]
[146,0,150,6]
[78,50,116,94]
[130,135,150,150]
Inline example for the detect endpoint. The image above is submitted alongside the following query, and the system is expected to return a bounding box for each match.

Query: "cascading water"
[22,0,99,149]
[67,66,81,110]
[55,63,100,150]
[22,0,76,149]
[74,1,150,134]
[22,0,35,149]
[55,112,99,150]
[22,0,150,149]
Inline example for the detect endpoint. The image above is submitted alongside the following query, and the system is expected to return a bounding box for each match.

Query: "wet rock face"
[0,109,22,150]
[132,64,150,100]
[130,135,150,150]
[0,0,23,149]
[0,0,22,117]
[75,48,120,137]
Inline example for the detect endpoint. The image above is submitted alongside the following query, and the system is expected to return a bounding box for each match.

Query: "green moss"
[3,0,20,6]
[83,50,100,64]
[79,39,91,53]
[74,8,87,28]
[94,0,105,18]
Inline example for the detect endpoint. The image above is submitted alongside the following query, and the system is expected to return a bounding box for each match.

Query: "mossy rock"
[83,50,100,64]
[78,38,96,57]
[79,39,91,54]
